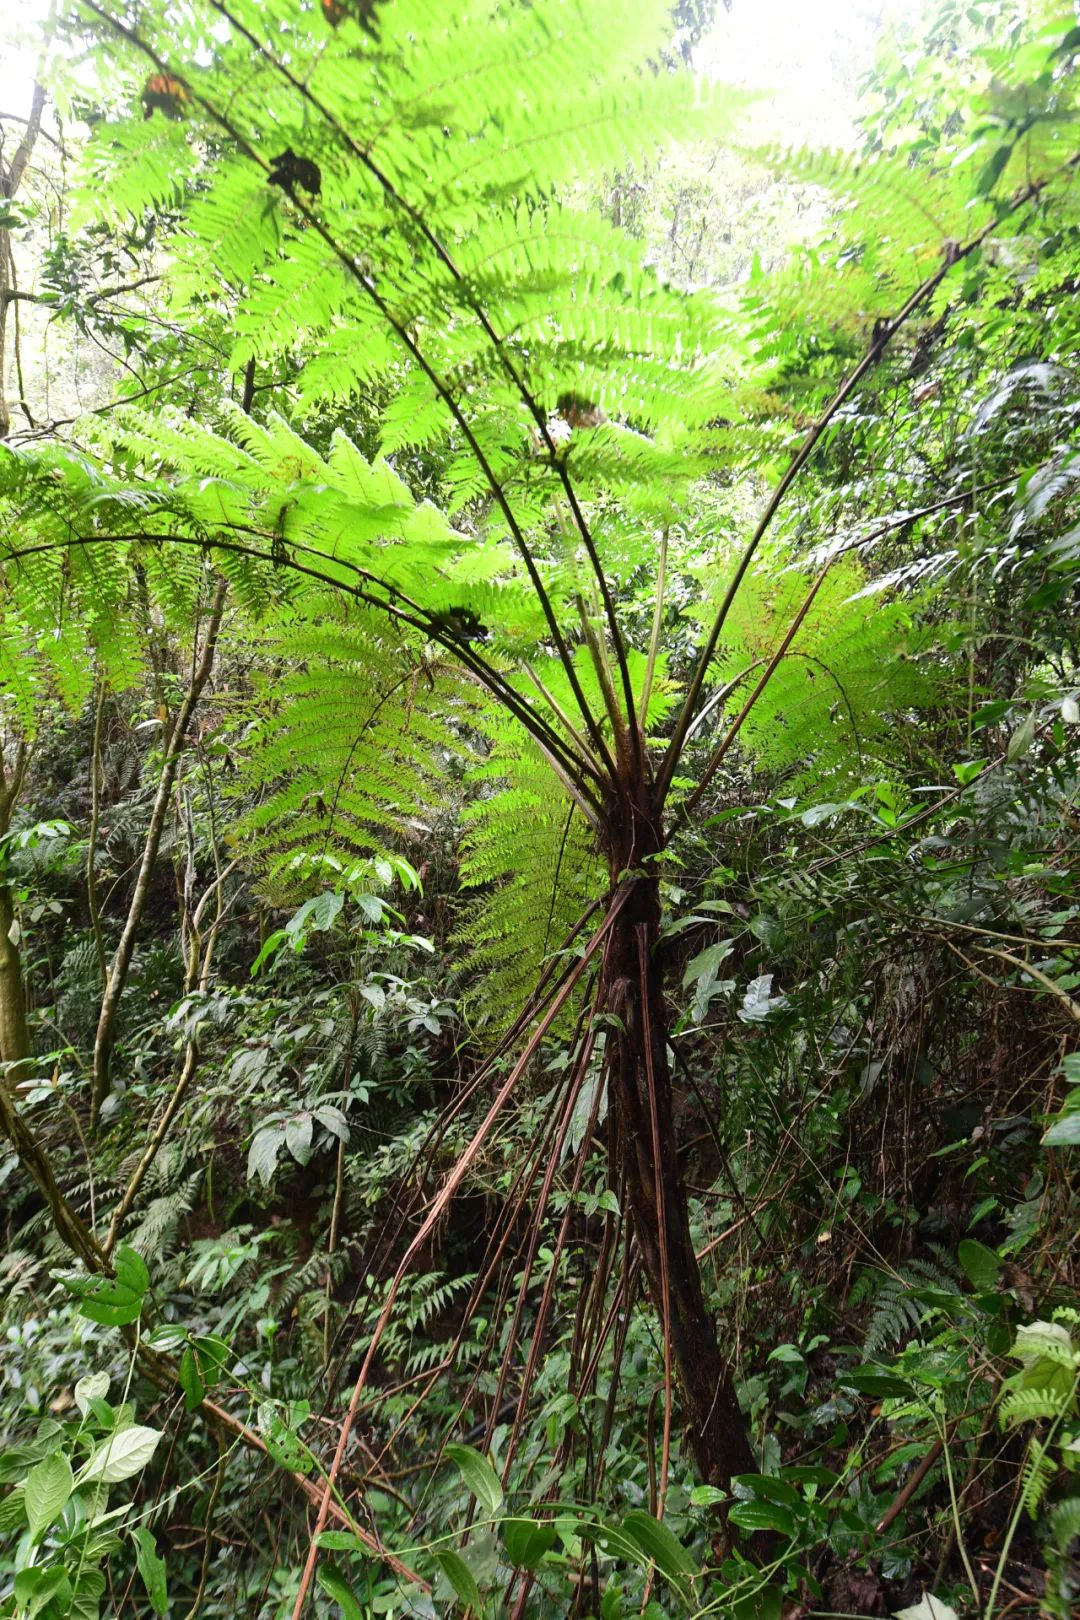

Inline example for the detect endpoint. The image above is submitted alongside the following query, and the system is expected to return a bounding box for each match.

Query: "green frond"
[694,554,943,790]
[454,710,605,1033]
[1049,1496,1080,1553]
[856,1254,962,1354]
[999,1386,1071,1427]
[234,615,480,896]
[1021,1438,1058,1517]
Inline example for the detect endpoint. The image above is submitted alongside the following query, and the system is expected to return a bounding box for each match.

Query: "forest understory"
[0,1,1078,1618]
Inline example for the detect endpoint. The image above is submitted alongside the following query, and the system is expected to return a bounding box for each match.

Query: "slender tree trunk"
[86,677,108,989]
[90,577,228,1129]
[0,875,30,1082]
[0,741,31,1088]
[600,781,757,1491]
[0,80,46,440]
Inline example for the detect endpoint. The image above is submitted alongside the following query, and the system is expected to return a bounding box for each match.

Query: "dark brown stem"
[87,677,108,989]
[601,791,758,1492]
[874,1437,944,1533]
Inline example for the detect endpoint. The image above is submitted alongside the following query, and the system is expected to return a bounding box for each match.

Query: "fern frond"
[454,706,605,1031]
[1021,1438,1058,1517]
[999,1386,1070,1427]
[1049,1495,1080,1552]
[695,553,942,790]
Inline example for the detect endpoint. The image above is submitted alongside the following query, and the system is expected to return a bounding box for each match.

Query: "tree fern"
[3,0,1078,1540]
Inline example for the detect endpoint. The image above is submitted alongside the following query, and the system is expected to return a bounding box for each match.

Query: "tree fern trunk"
[601,791,757,1491]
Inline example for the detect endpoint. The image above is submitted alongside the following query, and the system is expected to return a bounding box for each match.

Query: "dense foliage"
[1,1,1079,1618]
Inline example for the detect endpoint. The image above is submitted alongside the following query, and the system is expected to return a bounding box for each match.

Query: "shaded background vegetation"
[1,2,1079,1619]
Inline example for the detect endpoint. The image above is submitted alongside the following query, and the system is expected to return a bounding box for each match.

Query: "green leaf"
[1052,24,1080,56]
[25,1450,74,1541]
[59,1245,150,1327]
[682,940,732,986]
[74,1372,110,1417]
[78,1424,161,1485]
[115,1244,150,1298]
[767,1343,804,1364]
[600,1586,624,1620]
[247,1124,284,1185]
[315,1531,369,1552]
[730,1587,782,1620]
[444,1443,503,1515]
[1006,708,1037,761]
[0,1486,27,1531]
[193,1334,231,1386]
[14,1567,71,1620]
[976,143,1013,197]
[732,1474,801,1508]
[781,1465,839,1488]
[78,1291,143,1327]
[0,1446,40,1485]
[178,1346,205,1411]
[1009,1320,1076,1368]
[144,1324,186,1352]
[728,1499,796,1536]
[1043,1112,1080,1147]
[285,1112,314,1164]
[958,1239,1000,1291]
[621,1509,698,1588]
[502,1516,556,1569]
[132,1526,169,1616]
[250,928,287,976]
[435,1548,483,1611]
[258,1405,313,1474]
[843,1367,915,1398]
[70,1569,106,1620]
[317,1561,365,1620]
